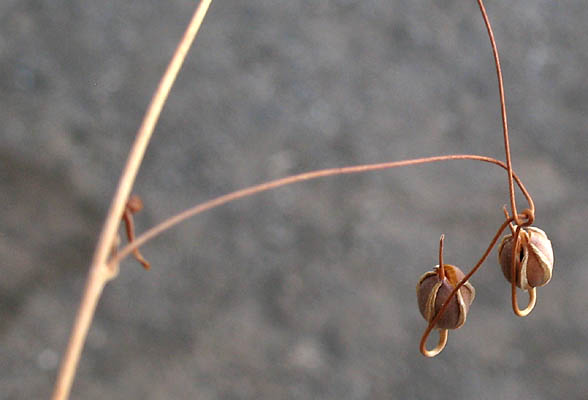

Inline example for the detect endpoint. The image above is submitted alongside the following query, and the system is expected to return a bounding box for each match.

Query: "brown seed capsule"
[498,227,553,290]
[416,264,475,330]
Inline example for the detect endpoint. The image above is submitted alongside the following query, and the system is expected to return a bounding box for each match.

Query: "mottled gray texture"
[1,0,587,399]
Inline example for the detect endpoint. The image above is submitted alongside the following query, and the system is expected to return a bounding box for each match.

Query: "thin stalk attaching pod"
[111,154,533,267]
[438,234,446,281]
[502,205,516,236]
[475,0,528,225]
[475,0,554,321]
[122,195,151,270]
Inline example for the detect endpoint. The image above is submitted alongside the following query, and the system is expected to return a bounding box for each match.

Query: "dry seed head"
[416,264,475,330]
[498,227,553,290]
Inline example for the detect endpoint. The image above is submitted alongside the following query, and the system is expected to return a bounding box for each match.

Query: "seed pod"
[416,265,475,330]
[498,227,553,290]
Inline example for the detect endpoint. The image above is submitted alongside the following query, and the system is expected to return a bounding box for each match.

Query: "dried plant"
[51,0,554,398]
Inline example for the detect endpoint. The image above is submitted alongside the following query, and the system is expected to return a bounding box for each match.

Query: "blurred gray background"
[1,0,587,398]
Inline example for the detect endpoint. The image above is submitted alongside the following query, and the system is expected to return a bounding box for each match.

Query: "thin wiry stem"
[421,328,449,358]
[111,154,532,267]
[476,0,525,223]
[51,1,213,399]
[438,234,446,281]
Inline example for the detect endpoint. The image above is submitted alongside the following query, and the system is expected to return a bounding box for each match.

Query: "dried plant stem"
[111,154,533,268]
[438,234,446,281]
[51,1,212,399]
[476,0,521,224]
[476,0,540,319]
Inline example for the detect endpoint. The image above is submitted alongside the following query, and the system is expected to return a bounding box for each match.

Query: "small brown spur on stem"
[121,194,151,270]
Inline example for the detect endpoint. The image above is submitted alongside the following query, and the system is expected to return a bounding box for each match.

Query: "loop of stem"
[420,328,449,358]
[512,287,537,317]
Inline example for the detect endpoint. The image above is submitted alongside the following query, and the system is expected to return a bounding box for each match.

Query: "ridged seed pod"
[498,227,553,290]
[416,265,475,330]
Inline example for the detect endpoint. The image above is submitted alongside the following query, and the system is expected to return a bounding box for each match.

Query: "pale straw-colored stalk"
[51,1,213,399]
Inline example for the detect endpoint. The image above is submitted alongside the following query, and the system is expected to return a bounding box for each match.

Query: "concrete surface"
[1,0,587,398]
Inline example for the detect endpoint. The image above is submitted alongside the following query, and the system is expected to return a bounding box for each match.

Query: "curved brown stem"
[111,154,533,267]
[475,0,539,317]
[502,205,516,235]
[122,209,151,270]
[513,287,537,317]
[475,0,522,225]
[420,328,448,358]
[438,234,446,281]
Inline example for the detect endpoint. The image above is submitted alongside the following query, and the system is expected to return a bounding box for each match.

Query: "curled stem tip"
[502,205,516,235]
[512,287,537,317]
[438,234,446,281]
[420,328,448,358]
